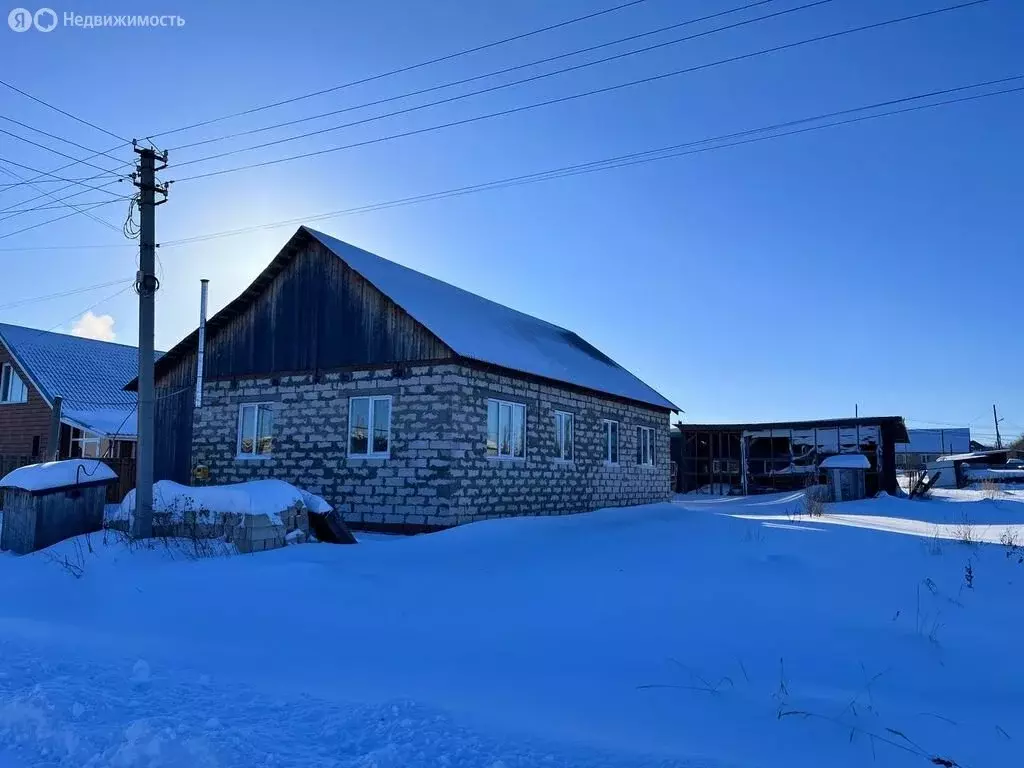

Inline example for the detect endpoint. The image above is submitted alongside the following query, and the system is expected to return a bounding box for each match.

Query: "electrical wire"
[0,161,123,234]
[0,179,126,224]
[170,0,994,182]
[123,194,141,239]
[168,0,785,152]
[0,278,132,312]
[145,0,654,141]
[159,77,1023,248]
[0,154,126,196]
[0,78,129,144]
[0,120,125,176]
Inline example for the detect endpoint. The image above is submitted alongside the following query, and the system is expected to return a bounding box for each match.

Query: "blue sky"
[0,0,1020,441]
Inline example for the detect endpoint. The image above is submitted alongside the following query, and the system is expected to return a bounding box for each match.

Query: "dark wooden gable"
[202,239,452,379]
[150,231,453,483]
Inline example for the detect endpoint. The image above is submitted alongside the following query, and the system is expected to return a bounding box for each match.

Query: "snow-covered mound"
[0,459,116,492]
[112,479,332,526]
[0,490,1021,767]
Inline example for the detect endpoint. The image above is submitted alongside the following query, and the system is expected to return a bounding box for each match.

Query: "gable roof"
[309,228,676,410]
[0,323,144,437]
[147,227,677,410]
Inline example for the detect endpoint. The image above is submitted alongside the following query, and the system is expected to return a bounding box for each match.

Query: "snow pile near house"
[0,491,1020,767]
[112,479,331,526]
[0,459,116,492]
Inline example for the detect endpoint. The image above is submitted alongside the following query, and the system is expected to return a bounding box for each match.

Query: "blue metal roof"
[0,323,145,437]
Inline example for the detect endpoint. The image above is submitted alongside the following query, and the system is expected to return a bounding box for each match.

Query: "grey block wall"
[192,363,671,530]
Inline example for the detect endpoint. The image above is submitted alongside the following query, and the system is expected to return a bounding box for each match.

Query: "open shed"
[671,416,909,497]
[0,459,117,554]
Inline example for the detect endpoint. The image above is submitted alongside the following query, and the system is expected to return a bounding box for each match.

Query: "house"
[895,427,971,470]
[0,323,142,461]
[671,416,910,497]
[140,227,678,532]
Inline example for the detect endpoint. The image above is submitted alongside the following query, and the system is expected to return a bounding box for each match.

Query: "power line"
[159,77,1022,248]
[0,113,126,168]
[0,278,131,312]
[168,0,784,152]
[0,154,126,196]
[0,242,136,252]
[0,198,121,215]
[0,124,125,179]
[0,179,126,225]
[171,0,993,183]
[0,161,123,234]
[0,78,129,144]
[172,0,834,165]
[146,0,654,140]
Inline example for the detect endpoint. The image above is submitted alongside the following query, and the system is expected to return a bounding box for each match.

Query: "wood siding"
[0,344,51,458]
[203,242,451,377]
[153,238,454,482]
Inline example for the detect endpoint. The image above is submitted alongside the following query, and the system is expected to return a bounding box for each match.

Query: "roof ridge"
[301,226,577,336]
[0,322,143,351]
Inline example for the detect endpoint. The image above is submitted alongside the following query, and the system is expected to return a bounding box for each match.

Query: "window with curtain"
[554,411,573,461]
[487,398,526,459]
[636,426,654,465]
[237,402,274,458]
[602,419,619,464]
[349,395,391,457]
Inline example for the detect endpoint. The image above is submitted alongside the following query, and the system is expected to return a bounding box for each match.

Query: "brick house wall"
[191,362,670,530]
[0,344,51,458]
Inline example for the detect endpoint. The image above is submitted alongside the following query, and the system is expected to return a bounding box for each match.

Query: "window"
[602,419,619,464]
[349,395,391,457]
[70,428,108,458]
[487,398,526,459]
[0,363,27,403]
[554,411,574,461]
[637,426,655,465]
[237,402,274,458]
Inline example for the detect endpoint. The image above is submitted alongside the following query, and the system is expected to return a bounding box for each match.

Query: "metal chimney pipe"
[195,279,209,408]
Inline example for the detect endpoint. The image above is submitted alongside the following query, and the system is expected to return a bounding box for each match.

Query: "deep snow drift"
[0,490,1021,767]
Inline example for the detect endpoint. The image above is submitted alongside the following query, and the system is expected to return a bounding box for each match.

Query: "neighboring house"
[895,427,971,470]
[140,226,677,532]
[671,416,910,497]
[0,323,142,460]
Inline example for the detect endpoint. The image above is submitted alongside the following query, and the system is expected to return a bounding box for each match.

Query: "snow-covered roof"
[0,323,146,437]
[305,229,677,411]
[820,454,870,470]
[0,459,117,492]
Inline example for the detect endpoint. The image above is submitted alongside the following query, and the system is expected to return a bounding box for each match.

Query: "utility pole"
[993,404,1003,450]
[131,143,168,539]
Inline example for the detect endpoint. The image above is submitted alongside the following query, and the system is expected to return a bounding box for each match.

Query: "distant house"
[139,227,678,532]
[895,427,971,470]
[0,324,141,461]
[671,416,910,497]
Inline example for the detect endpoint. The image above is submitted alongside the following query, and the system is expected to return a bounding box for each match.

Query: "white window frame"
[348,395,392,459]
[602,419,619,464]
[637,426,655,466]
[0,363,28,404]
[236,402,275,460]
[487,398,527,460]
[554,410,574,462]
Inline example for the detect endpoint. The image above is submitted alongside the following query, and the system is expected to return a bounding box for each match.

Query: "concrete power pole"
[131,144,168,539]
[993,404,1003,450]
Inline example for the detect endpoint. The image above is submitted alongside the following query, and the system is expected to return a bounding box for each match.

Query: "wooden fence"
[0,455,136,505]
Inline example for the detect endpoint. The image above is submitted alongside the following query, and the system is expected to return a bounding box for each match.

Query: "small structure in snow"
[0,459,117,554]
[112,479,353,551]
[820,453,869,502]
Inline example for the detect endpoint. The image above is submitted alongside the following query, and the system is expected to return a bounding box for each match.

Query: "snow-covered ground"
[0,490,1021,767]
